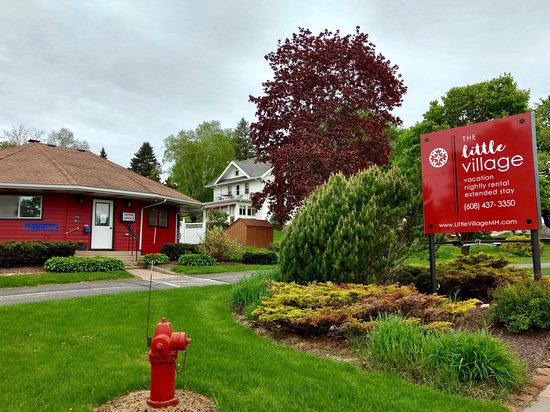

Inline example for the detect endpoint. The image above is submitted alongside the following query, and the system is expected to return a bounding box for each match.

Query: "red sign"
[421,113,539,234]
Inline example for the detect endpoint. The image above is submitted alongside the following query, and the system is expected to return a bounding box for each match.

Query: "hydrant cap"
[154,318,173,337]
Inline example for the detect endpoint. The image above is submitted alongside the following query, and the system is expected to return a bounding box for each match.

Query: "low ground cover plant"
[250,281,479,335]
[44,256,125,272]
[160,243,200,260]
[177,253,216,266]
[141,253,170,265]
[397,252,530,301]
[353,315,527,397]
[490,279,550,332]
[0,240,77,267]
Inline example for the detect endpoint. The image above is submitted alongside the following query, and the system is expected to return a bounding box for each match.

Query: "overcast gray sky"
[1,0,549,168]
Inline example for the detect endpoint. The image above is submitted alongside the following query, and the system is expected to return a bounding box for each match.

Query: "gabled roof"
[228,218,273,228]
[206,158,272,187]
[0,143,201,209]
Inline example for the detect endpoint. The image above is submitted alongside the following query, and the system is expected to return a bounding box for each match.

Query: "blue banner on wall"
[23,223,59,231]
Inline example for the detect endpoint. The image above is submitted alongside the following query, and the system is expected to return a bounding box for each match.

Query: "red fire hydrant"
[147,317,191,408]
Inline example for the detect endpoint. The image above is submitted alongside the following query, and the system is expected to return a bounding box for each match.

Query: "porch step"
[75,251,143,269]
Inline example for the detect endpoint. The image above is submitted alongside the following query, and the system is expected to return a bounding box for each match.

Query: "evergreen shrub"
[141,253,170,265]
[279,166,419,284]
[490,279,550,332]
[251,282,479,335]
[44,256,125,272]
[177,253,216,266]
[0,240,78,267]
[395,252,530,301]
[437,252,530,301]
[160,243,200,260]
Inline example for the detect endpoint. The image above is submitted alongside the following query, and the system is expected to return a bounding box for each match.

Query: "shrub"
[356,315,527,394]
[395,264,432,294]
[177,253,216,266]
[499,235,543,257]
[160,243,200,260]
[0,240,78,267]
[437,252,530,301]
[141,253,170,265]
[490,279,550,333]
[251,282,479,335]
[199,226,242,261]
[395,253,530,301]
[242,250,278,265]
[279,166,420,284]
[230,270,281,317]
[44,256,125,272]
[267,241,281,252]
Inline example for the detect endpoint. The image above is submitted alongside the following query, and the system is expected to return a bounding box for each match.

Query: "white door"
[91,199,114,249]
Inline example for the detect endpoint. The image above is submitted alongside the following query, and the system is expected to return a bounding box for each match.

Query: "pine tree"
[233,118,255,160]
[279,166,419,284]
[99,147,108,159]
[129,142,161,182]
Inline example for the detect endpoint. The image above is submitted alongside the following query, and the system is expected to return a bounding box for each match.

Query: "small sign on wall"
[121,212,136,222]
[24,223,59,231]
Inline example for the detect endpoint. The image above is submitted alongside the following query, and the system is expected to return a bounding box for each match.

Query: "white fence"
[179,221,206,244]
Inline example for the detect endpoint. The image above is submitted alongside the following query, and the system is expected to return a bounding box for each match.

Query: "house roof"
[0,143,201,210]
[206,158,272,187]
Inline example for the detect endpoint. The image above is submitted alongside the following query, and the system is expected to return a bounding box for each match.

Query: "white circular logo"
[429,148,448,168]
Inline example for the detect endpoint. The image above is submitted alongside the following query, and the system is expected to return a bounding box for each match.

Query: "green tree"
[164,121,235,202]
[535,97,550,228]
[47,128,90,150]
[233,118,255,160]
[391,74,530,253]
[99,147,108,159]
[129,142,161,182]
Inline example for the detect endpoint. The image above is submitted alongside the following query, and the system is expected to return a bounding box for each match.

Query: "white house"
[203,159,272,224]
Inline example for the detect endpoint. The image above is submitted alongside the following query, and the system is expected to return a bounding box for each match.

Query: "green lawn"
[171,264,278,275]
[406,244,550,266]
[0,286,505,411]
[273,228,285,242]
[0,270,134,288]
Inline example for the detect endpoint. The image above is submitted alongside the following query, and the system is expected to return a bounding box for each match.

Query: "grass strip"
[171,264,278,275]
[0,270,134,288]
[0,286,506,411]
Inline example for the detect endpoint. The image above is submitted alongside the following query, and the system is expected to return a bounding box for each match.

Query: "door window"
[95,202,111,226]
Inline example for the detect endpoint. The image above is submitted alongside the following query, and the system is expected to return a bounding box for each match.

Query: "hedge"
[44,256,125,272]
[160,243,200,260]
[0,240,78,267]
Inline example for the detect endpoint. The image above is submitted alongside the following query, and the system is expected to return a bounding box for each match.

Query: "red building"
[0,142,201,254]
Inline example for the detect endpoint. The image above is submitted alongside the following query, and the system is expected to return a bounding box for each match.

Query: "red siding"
[0,193,91,244]
[0,193,179,254]
[140,205,178,255]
